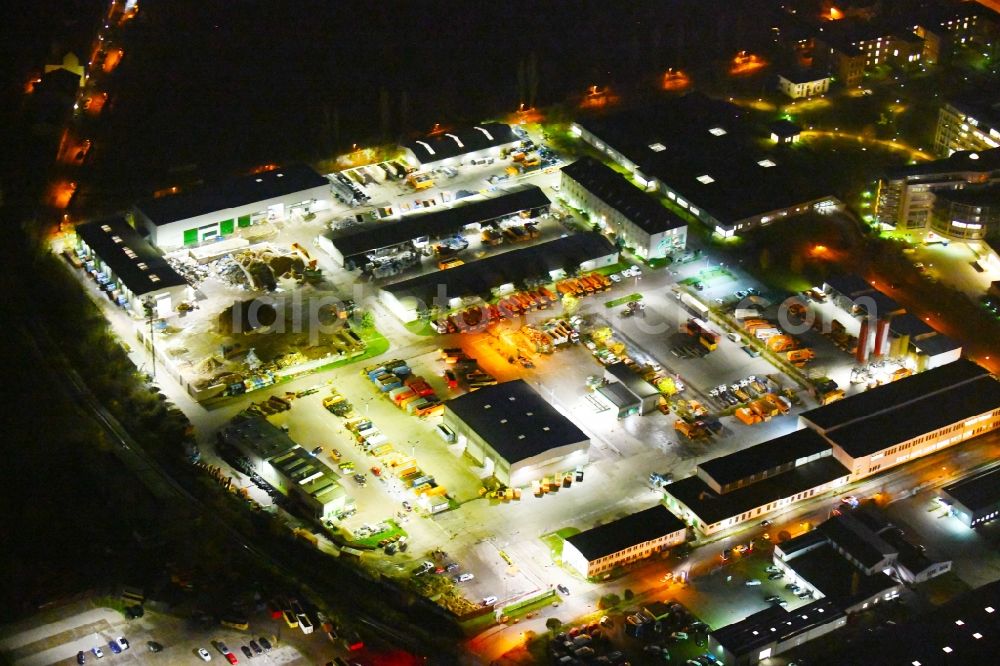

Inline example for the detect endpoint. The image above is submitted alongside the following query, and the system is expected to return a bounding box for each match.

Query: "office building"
[562,504,686,578]
[560,157,687,261]
[442,380,590,487]
[874,148,1000,233]
[133,164,332,249]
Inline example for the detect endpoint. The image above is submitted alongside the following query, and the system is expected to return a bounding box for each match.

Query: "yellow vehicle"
[283,610,299,628]
[438,257,465,270]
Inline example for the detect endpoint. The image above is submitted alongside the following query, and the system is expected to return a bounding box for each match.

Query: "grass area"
[503,590,559,618]
[350,519,406,548]
[592,261,629,276]
[914,571,972,606]
[459,610,499,637]
[404,319,436,336]
[541,527,579,559]
[604,293,643,308]
[92,595,128,616]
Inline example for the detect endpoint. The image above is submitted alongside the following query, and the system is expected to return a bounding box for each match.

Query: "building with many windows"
[934,96,1000,157]
[662,429,851,535]
[800,359,1000,480]
[930,184,1000,239]
[560,157,687,260]
[776,68,832,99]
[570,93,839,238]
[874,148,1000,232]
[133,164,332,250]
[562,504,686,578]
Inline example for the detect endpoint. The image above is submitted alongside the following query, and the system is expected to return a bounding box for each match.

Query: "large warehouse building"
[74,216,191,318]
[664,359,1000,534]
[442,380,590,487]
[562,504,686,578]
[379,232,618,323]
[560,157,687,261]
[134,164,332,249]
[319,186,551,270]
[799,358,1000,480]
[941,466,1000,528]
[402,123,520,169]
[570,92,840,237]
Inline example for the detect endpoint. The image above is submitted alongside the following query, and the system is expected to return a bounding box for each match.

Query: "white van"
[482,596,499,606]
[436,424,456,443]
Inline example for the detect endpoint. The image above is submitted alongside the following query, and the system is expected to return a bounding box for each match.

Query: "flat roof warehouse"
[573,93,834,225]
[565,505,685,561]
[444,380,587,465]
[135,164,330,226]
[75,217,188,295]
[381,232,617,306]
[324,186,551,263]
[403,123,519,165]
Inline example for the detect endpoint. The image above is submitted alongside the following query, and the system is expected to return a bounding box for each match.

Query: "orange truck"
[735,407,762,425]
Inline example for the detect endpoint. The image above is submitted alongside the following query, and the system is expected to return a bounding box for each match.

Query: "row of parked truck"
[364,359,444,418]
[556,272,612,297]
[430,287,561,334]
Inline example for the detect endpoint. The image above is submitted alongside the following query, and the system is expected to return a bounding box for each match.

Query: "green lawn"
[404,319,436,336]
[605,293,643,308]
[351,519,406,548]
[503,590,559,618]
[541,527,580,559]
[593,261,629,276]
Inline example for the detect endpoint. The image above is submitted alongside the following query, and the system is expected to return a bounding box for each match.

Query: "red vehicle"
[443,369,458,389]
[370,466,381,476]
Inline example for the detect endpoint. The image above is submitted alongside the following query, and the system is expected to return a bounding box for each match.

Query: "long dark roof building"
[380,232,617,306]
[444,380,588,464]
[800,358,991,433]
[76,217,188,295]
[403,123,518,166]
[325,186,550,264]
[698,428,832,492]
[560,157,686,235]
[135,164,329,227]
[565,504,685,561]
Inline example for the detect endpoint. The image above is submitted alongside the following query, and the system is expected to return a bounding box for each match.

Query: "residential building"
[402,123,519,169]
[319,185,550,269]
[379,233,617,323]
[776,68,832,98]
[442,380,590,487]
[709,599,845,666]
[942,466,1000,527]
[559,157,687,260]
[562,504,686,578]
[874,148,1000,232]
[74,217,190,318]
[815,21,924,87]
[662,429,851,535]
[570,93,839,238]
[133,164,332,249]
[934,96,1000,156]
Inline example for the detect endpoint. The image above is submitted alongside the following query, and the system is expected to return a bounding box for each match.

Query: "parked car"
[745,579,762,586]
[77,652,86,665]
[241,645,253,659]
[108,640,121,655]
[454,573,474,583]
[249,641,262,655]
[147,642,163,653]
[768,572,784,580]
[116,638,129,651]
[258,637,271,652]
[197,648,212,661]
[91,647,104,659]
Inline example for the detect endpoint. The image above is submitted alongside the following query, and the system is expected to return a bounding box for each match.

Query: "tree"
[623,588,634,601]
[358,310,375,330]
[545,617,562,632]
[598,593,620,610]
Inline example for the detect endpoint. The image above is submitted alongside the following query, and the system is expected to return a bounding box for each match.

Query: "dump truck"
[674,419,707,438]
[735,407,762,425]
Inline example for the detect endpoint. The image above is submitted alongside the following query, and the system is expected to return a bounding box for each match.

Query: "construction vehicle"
[674,419,708,439]
[891,367,913,382]
[767,335,800,353]
[735,407,762,425]
[786,348,815,365]
[763,393,791,415]
[480,228,504,246]
[685,318,720,351]
[742,318,772,332]
[750,398,778,420]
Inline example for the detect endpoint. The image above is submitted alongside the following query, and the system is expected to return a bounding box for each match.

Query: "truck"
[681,292,709,316]
[763,393,791,414]
[734,308,760,320]
[735,407,762,425]
[786,348,815,365]
[374,373,403,392]
[686,318,720,351]
[767,335,799,352]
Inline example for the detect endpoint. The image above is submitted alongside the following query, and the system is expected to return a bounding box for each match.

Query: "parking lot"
[0,603,332,666]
